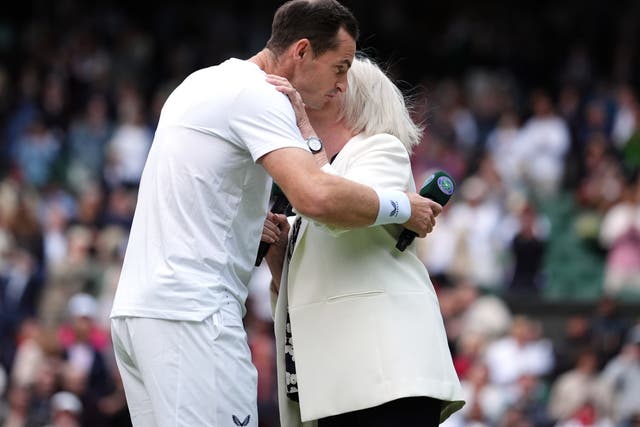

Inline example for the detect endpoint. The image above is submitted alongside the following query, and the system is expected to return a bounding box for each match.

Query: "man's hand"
[261,212,289,247]
[403,193,442,237]
[265,74,314,138]
[261,212,290,294]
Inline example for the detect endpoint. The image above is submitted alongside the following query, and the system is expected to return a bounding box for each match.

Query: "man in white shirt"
[109,1,442,426]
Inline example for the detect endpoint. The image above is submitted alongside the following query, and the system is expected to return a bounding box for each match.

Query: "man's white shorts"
[111,301,257,427]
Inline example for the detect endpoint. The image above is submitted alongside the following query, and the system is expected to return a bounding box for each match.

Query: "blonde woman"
[263,55,464,427]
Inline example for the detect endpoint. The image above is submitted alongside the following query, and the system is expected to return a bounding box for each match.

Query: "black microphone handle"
[395,229,418,251]
[255,241,271,267]
[270,197,291,216]
[395,170,455,252]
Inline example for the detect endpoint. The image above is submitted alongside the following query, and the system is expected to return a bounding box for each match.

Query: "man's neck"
[248,49,290,77]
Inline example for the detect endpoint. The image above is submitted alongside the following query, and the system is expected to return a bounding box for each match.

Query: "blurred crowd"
[1,1,640,427]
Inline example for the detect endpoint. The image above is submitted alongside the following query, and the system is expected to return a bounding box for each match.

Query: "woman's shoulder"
[345,132,406,154]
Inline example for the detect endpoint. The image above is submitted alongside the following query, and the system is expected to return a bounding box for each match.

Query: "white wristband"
[372,189,411,226]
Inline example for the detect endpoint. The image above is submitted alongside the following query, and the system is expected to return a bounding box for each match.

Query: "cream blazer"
[272,133,465,426]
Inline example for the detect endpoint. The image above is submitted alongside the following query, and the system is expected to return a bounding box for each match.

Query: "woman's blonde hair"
[339,54,423,153]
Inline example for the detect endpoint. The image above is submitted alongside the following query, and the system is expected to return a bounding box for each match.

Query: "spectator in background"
[8,319,47,389]
[444,362,510,427]
[547,348,610,425]
[439,175,506,289]
[101,185,136,230]
[39,226,98,328]
[46,391,83,427]
[58,293,111,398]
[9,191,44,265]
[457,282,513,343]
[7,323,62,426]
[26,359,60,427]
[575,132,624,214]
[59,363,105,427]
[496,407,535,427]
[12,114,62,189]
[557,84,583,190]
[553,315,594,378]
[509,373,552,427]
[517,89,570,200]
[39,73,70,141]
[70,183,105,231]
[103,83,152,189]
[410,85,469,185]
[484,315,554,386]
[552,401,613,427]
[1,384,31,427]
[66,93,113,192]
[465,71,509,154]
[486,110,524,193]
[452,332,487,381]
[508,202,548,294]
[599,175,640,296]
[590,296,630,367]
[4,64,40,164]
[612,85,638,150]
[0,249,42,369]
[577,99,611,149]
[42,200,70,270]
[600,324,640,425]
[557,84,582,140]
[435,79,478,157]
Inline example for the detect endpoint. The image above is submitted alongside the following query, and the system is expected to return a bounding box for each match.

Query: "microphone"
[395,170,455,252]
[255,183,291,266]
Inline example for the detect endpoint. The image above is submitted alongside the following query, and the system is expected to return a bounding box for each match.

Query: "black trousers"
[317,396,442,427]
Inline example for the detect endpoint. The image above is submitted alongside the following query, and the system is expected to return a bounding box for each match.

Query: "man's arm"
[259,147,440,237]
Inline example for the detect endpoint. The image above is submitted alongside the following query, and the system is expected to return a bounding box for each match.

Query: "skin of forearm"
[294,172,378,228]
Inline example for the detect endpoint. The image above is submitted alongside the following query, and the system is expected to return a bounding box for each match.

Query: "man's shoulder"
[230,75,292,113]
[183,60,286,113]
[186,59,263,88]
[218,58,260,74]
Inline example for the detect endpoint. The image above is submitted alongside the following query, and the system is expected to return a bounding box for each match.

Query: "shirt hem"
[110,307,216,322]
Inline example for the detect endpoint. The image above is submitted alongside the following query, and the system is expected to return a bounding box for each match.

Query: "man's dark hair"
[266,0,359,57]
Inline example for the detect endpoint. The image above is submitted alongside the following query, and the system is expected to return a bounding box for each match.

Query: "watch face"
[307,137,322,152]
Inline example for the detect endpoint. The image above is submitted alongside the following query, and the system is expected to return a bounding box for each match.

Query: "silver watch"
[305,136,323,154]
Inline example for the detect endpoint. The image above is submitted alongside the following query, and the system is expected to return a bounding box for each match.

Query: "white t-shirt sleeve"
[228,83,309,162]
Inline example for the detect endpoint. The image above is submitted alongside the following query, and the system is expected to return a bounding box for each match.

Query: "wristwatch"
[305,136,323,154]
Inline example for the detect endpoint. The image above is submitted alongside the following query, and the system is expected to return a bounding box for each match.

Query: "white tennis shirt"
[110,59,307,321]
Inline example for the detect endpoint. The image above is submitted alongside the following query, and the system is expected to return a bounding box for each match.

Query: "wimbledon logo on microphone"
[437,176,454,195]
